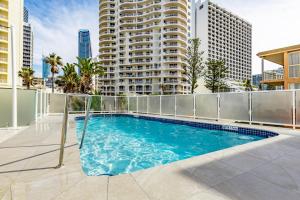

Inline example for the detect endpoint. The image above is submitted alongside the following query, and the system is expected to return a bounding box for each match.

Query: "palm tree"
[243,79,253,91]
[18,67,34,89]
[60,63,79,93]
[45,53,63,93]
[75,57,104,94]
[159,83,167,95]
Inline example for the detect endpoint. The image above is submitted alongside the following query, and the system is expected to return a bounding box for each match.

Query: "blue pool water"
[75,115,266,176]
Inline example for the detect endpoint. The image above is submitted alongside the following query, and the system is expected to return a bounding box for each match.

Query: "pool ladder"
[79,96,92,149]
[56,95,92,168]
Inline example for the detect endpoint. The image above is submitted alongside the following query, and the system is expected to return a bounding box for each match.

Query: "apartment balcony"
[0,47,8,53]
[164,0,188,8]
[0,58,8,64]
[164,21,188,31]
[0,14,8,22]
[0,3,8,11]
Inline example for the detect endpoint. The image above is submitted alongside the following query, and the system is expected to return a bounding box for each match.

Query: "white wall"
[8,0,24,87]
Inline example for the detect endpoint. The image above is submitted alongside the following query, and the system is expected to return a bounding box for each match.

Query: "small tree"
[186,38,204,94]
[243,79,253,91]
[75,57,104,94]
[267,84,276,90]
[45,53,63,93]
[159,83,167,95]
[18,67,34,89]
[60,63,79,93]
[204,60,229,93]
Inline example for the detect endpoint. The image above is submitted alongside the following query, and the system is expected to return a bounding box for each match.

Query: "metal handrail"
[56,95,69,168]
[79,96,92,149]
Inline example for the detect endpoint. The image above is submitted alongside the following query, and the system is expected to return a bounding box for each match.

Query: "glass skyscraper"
[78,29,92,58]
[78,29,92,74]
[42,56,50,80]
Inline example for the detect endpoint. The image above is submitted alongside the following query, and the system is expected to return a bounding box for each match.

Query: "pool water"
[76,115,264,176]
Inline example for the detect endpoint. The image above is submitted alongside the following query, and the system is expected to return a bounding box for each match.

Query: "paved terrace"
[0,115,300,200]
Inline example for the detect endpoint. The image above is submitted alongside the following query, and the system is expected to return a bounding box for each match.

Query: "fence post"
[175,95,177,118]
[147,96,149,114]
[115,96,117,113]
[84,96,87,115]
[137,96,139,113]
[39,90,43,118]
[128,96,130,113]
[160,95,162,115]
[100,96,102,112]
[35,90,38,120]
[293,90,296,130]
[193,94,196,119]
[217,93,220,121]
[249,92,252,125]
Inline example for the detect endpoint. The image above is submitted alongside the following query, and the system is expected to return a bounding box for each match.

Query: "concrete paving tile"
[17,170,84,200]
[279,136,300,150]
[213,172,300,200]
[245,143,300,161]
[55,176,108,200]
[187,188,234,200]
[108,174,150,200]
[178,158,243,187]
[132,164,203,200]
[217,152,267,173]
[250,161,300,192]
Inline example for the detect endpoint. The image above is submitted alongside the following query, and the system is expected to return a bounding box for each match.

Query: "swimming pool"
[75,115,278,176]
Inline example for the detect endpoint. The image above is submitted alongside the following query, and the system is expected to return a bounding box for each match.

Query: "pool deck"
[0,115,300,200]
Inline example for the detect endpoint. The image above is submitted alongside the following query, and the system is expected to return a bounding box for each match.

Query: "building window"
[289,83,300,89]
[288,52,300,78]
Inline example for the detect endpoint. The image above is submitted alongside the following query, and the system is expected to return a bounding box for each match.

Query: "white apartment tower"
[98,0,193,95]
[23,7,33,68]
[195,0,252,82]
[23,23,33,68]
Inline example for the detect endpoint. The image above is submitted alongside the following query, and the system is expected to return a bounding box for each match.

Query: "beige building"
[0,0,23,87]
[98,0,192,95]
[257,44,300,90]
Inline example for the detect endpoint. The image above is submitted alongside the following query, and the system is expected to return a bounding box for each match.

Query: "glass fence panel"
[195,94,218,119]
[161,96,175,115]
[138,96,147,113]
[37,91,41,115]
[116,96,128,112]
[69,95,85,112]
[90,96,102,112]
[220,93,249,121]
[0,88,12,127]
[102,96,115,112]
[296,91,300,125]
[176,95,194,116]
[148,96,160,114]
[129,97,137,112]
[18,90,36,126]
[252,91,293,125]
[49,93,65,113]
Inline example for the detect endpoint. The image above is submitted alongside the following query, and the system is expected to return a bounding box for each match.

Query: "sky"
[25,0,300,77]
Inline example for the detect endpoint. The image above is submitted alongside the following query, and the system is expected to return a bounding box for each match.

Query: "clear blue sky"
[25,0,300,77]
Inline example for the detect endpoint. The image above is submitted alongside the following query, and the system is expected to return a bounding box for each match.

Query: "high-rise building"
[0,0,24,86]
[23,6,28,23]
[78,29,92,74]
[23,23,33,68]
[78,29,92,58]
[194,0,252,91]
[42,56,50,80]
[23,7,33,68]
[98,0,192,95]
